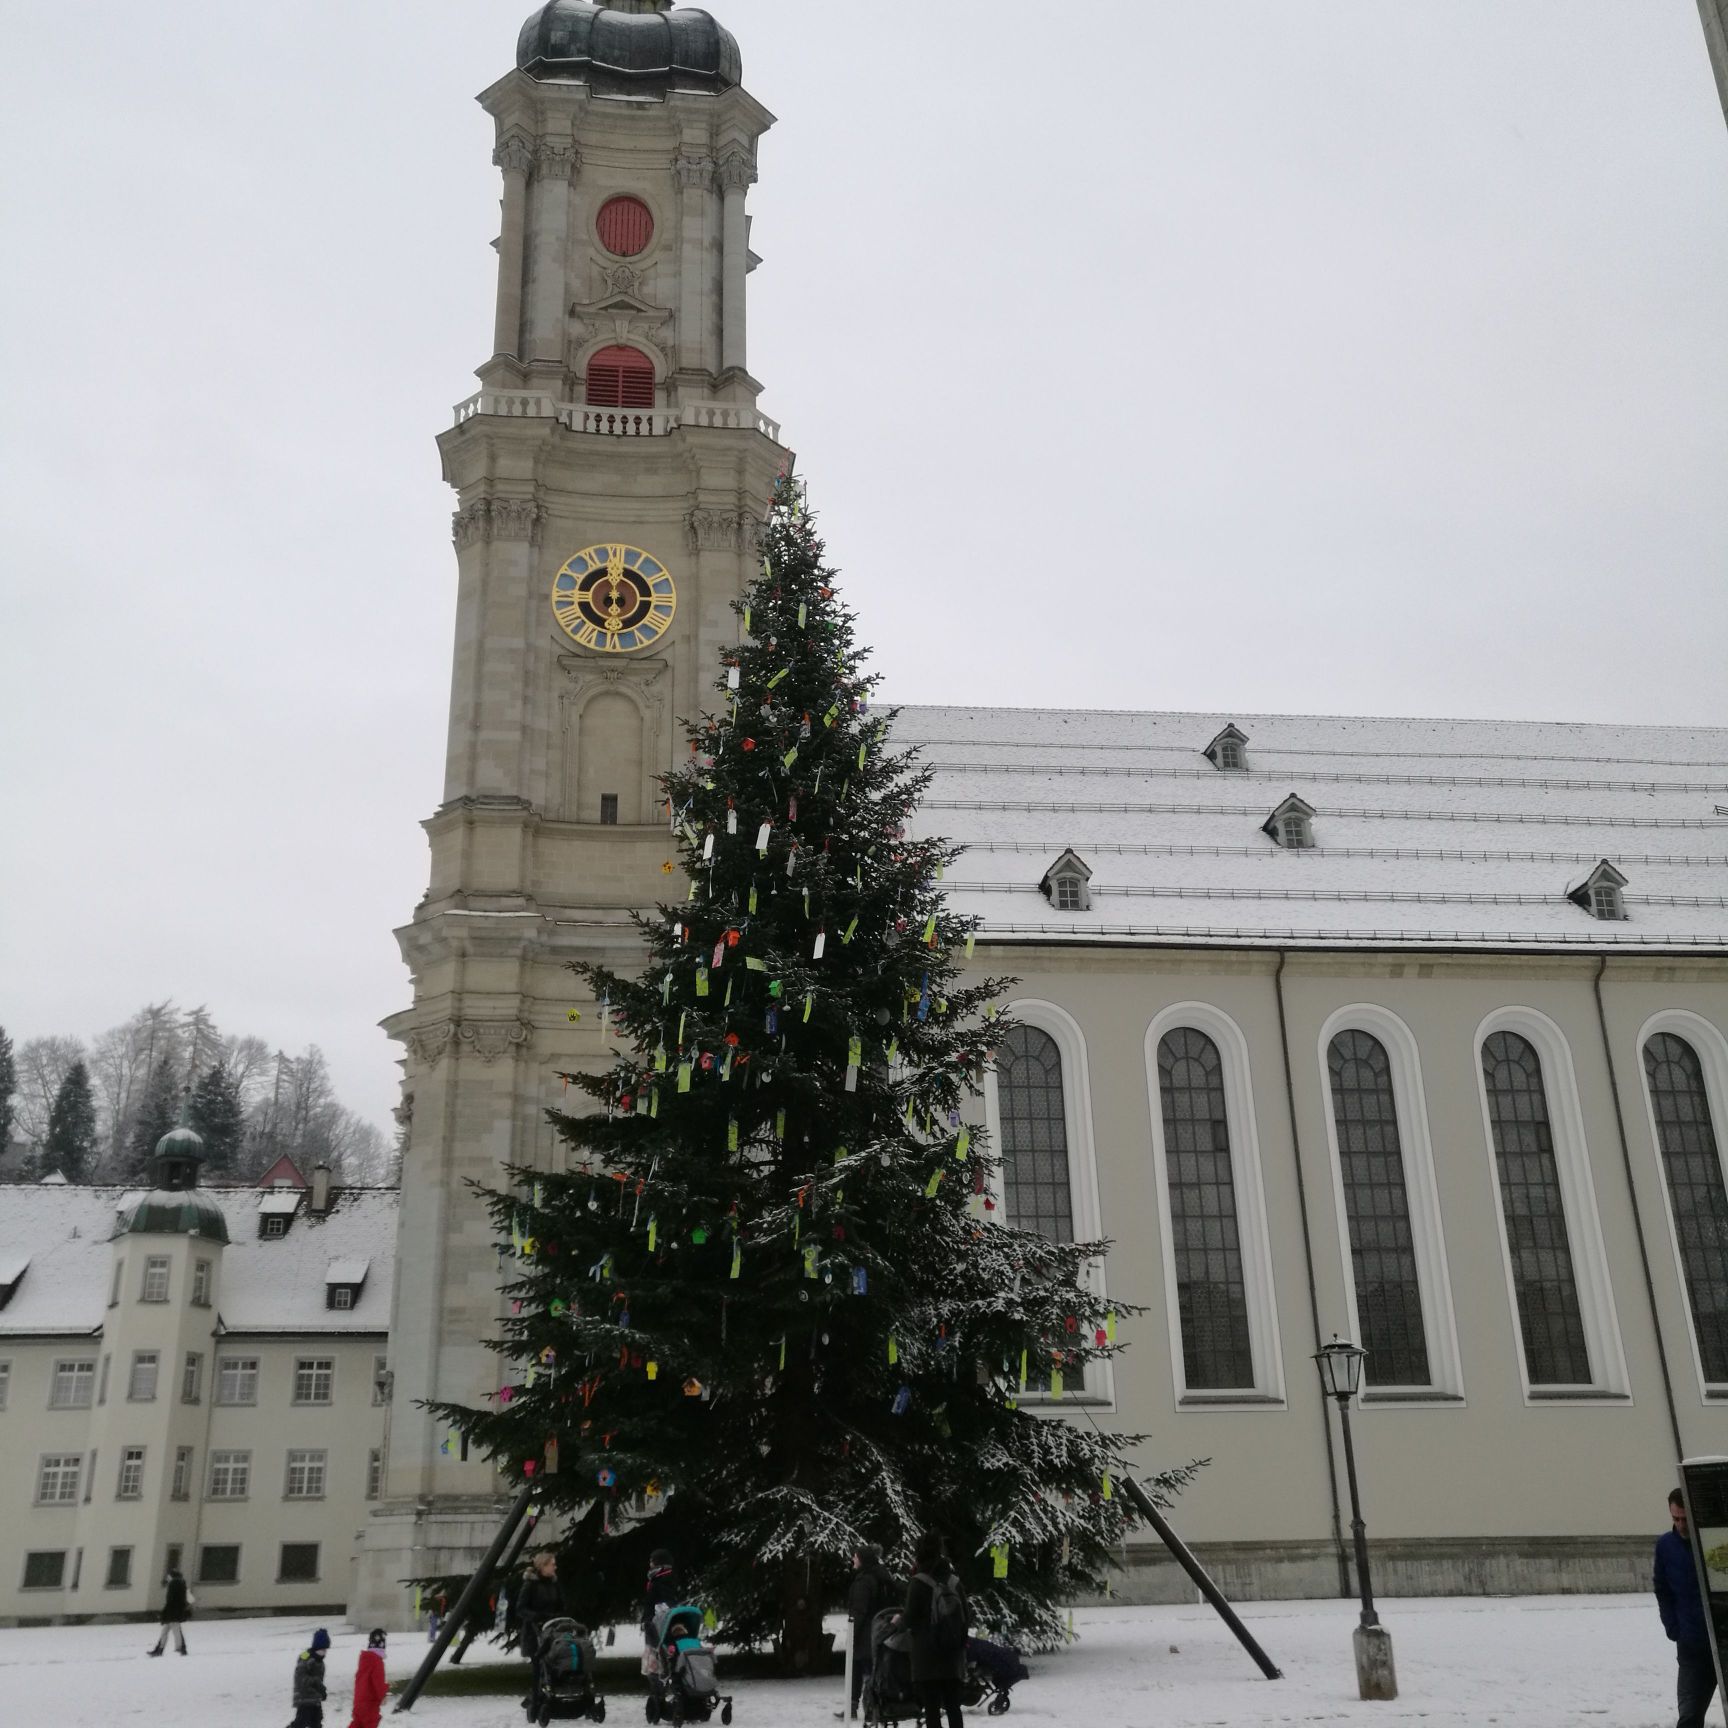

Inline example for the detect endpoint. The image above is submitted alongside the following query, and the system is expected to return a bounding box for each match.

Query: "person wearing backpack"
[903,1531,968,1728]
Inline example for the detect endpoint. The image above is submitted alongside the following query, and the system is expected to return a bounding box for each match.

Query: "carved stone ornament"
[685,507,749,552]
[452,497,547,548]
[534,140,580,182]
[456,1019,534,1063]
[674,152,716,191]
[601,262,641,297]
[493,134,535,176]
[717,150,756,193]
[408,1023,456,1069]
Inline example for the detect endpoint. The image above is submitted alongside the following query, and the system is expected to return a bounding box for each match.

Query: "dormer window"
[1264,794,1316,850]
[261,1216,289,1240]
[1568,860,1628,922]
[258,1185,301,1238]
[325,1257,370,1312]
[1204,724,1250,772]
[1038,849,1094,912]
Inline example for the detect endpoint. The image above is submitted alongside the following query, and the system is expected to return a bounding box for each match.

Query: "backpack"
[919,1570,967,1656]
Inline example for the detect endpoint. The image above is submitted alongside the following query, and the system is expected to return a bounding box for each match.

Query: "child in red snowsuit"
[346,1629,388,1728]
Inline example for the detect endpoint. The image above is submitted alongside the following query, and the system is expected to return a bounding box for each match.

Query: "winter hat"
[310,1628,331,1652]
[368,1628,387,1650]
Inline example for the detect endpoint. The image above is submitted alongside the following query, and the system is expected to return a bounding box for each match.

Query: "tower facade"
[358,0,786,1620]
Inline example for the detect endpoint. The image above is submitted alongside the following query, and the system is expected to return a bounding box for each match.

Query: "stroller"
[864,1610,1027,1722]
[645,1605,733,1726]
[530,1616,606,1724]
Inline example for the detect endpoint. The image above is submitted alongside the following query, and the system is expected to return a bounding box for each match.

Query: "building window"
[1053,875,1082,911]
[105,1547,133,1590]
[285,1449,328,1500]
[585,344,655,409]
[1157,1028,1255,1391]
[191,1259,212,1307]
[98,1354,110,1405]
[595,193,654,257]
[1480,1030,1592,1385]
[109,1260,124,1307]
[141,1256,171,1303]
[373,1355,391,1406]
[366,1447,384,1501]
[278,1542,321,1584]
[215,1357,259,1405]
[261,1214,289,1239]
[599,793,620,826]
[1278,810,1311,847]
[1327,1030,1431,1387]
[1643,1031,1728,1385]
[1215,738,1244,771]
[330,1285,354,1311]
[116,1446,146,1501]
[207,1450,251,1500]
[36,1453,83,1505]
[171,1446,193,1502]
[197,1545,241,1585]
[49,1360,95,1410]
[0,1360,10,1410]
[292,1357,334,1405]
[128,1351,160,1403]
[22,1551,66,1590]
[1590,880,1625,920]
[165,1543,183,1575]
[996,1025,1076,1242]
[181,1353,203,1405]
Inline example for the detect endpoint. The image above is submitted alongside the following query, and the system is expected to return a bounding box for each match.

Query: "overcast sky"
[2,2,1725,1134]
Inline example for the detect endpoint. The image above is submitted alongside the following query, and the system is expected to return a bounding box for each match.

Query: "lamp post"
[1314,1337,1397,1701]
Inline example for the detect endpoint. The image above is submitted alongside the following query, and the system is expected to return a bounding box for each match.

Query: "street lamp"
[1314,1337,1398,1701]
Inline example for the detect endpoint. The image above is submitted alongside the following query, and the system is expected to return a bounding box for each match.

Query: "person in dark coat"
[846,1545,896,1714]
[1655,1488,1718,1728]
[517,1550,564,1716]
[643,1548,680,1650]
[287,1627,331,1728]
[147,1565,192,1656]
[902,1532,967,1728]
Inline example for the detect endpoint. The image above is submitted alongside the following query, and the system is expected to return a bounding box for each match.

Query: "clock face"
[550,543,676,653]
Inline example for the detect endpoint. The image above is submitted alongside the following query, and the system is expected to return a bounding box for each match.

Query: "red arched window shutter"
[596,195,654,257]
[585,345,655,409]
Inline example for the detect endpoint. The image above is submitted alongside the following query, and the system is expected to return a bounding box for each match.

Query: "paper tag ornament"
[955,1127,971,1160]
[812,929,826,959]
[891,1385,911,1415]
[992,1543,1010,1579]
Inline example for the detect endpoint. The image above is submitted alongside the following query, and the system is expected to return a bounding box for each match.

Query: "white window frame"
[105,1546,133,1590]
[373,1355,390,1406]
[330,1285,354,1311]
[140,1256,171,1303]
[215,1356,259,1406]
[171,1446,194,1501]
[1590,881,1625,921]
[366,1447,384,1501]
[1143,1001,1286,1408]
[1473,1006,1629,1403]
[1316,1005,1464,1405]
[207,1449,251,1501]
[292,1357,334,1406]
[1053,875,1083,912]
[191,1259,212,1307]
[36,1453,83,1505]
[49,1359,95,1410]
[278,1541,321,1584]
[127,1351,159,1403]
[116,1446,146,1501]
[981,998,1114,1406]
[1635,1008,1728,1403]
[181,1352,203,1405]
[284,1448,328,1500]
[21,1551,67,1591]
[261,1215,289,1239]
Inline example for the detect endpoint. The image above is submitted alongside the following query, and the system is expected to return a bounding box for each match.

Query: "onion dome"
[516,1,741,93]
[117,1110,229,1244]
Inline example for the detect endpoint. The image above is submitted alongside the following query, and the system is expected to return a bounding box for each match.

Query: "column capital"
[452,497,546,548]
[673,151,716,192]
[493,134,535,177]
[534,140,581,182]
[717,150,755,194]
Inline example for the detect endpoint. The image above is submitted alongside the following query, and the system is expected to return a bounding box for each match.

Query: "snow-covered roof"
[258,1188,303,1215]
[894,706,1728,951]
[326,1256,370,1285]
[0,1185,398,1337]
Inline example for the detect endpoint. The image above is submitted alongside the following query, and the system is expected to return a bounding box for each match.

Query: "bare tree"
[13,1035,87,1144]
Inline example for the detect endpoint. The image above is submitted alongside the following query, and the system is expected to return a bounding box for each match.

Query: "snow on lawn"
[0,1595,1690,1728]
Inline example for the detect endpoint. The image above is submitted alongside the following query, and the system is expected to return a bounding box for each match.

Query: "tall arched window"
[996,1025,1074,1242]
[1480,1030,1591,1385]
[585,344,655,408]
[1643,1032,1728,1384]
[1157,1028,1254,1389]
[1327,1030,1430,1387]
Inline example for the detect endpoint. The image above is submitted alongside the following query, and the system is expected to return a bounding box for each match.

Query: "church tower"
[359,0,786,1619]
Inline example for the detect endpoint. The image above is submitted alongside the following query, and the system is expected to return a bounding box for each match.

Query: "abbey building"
[359,1,1728,1621]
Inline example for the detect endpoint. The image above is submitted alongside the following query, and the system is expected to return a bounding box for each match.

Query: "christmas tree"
[434,477,1195,1658]
[44,1059,97,1182]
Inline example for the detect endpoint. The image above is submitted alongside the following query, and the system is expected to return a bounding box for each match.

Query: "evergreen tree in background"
[434,478,1193,1658]
[125,1059,180,1177]
[189,1060,245,1173]
[44,1060,97,1181]
[0,1025,16,1153]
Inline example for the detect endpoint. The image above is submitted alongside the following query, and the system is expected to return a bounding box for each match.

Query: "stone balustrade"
[452,393,781,443]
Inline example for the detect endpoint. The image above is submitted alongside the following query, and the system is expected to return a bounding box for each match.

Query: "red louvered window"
[596,195,654,257]
[585,345,655,408]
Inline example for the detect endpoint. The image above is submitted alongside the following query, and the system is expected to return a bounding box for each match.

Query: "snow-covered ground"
[0,1595,1700,1728]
